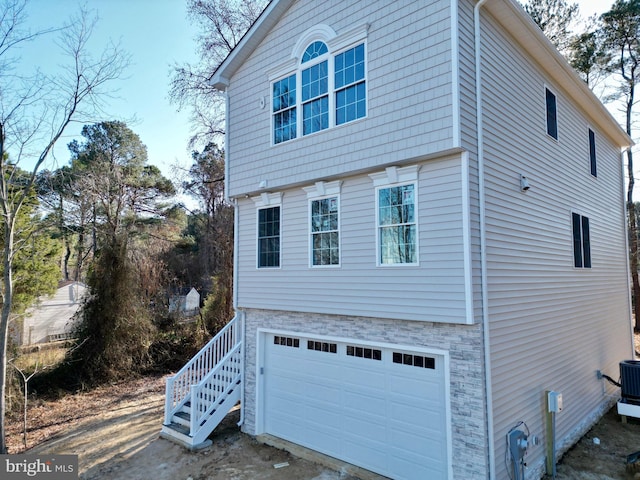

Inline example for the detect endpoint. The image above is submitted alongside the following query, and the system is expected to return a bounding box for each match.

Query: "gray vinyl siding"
[236,155,472,324]
[226,0,455,198]
[478,10,632,480]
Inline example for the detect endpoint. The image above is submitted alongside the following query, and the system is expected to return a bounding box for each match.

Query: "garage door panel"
[389,399,444,429]
[341,414,387,439]
[389,374,443,393]
[391,427,447,458]
[387,453,445,480]
[343,438,389,473]
[342,391,386,418]
[343,361,386,379]
[263,334,449,480]
[306,404,343,430]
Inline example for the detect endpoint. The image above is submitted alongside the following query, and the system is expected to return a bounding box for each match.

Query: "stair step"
[175,411,190,421]
[166,422,190,437]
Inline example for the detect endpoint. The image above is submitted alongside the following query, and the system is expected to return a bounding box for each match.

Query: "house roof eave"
[209,0,295,91]
[482,0,633,149]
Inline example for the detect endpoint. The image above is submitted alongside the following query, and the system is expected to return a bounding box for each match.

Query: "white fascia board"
[483,0,632,149]
[210,0,296,91]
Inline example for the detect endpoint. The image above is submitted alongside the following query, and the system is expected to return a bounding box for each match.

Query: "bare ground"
[8,376,358,480]
[5,374,640,479]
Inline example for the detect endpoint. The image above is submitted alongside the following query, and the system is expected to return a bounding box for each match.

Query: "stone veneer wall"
[239,308,489,480]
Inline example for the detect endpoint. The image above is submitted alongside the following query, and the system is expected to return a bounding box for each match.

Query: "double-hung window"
[335,43,366,125]
[303,180,341,267]
[258,206,281,268]
[254,193,283,268]
[370,165,420,266]
[572,212,591,269]
[271,25,368,145]
[311,197,339,266]
[273,75,297,144]
[378,184,417,265]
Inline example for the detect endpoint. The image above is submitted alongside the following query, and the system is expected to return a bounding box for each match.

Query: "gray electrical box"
[548,391,563,413]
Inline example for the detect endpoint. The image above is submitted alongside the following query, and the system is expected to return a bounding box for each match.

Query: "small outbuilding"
[14,281,86,345]
[168,287,200,317]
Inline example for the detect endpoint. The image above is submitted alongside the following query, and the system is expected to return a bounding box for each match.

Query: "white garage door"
[262,332,450,480]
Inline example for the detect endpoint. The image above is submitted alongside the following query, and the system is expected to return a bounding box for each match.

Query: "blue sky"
[18,0,200,178]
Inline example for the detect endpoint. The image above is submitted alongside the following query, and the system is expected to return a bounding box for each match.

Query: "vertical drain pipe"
[474,1,495,478]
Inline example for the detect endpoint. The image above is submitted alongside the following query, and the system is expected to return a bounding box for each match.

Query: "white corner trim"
[302,180,342,198]
[461,151,473,325]
[291,24,337,61]
[252,192,283,207]
[451,0,461,148]
[369,164,420,187]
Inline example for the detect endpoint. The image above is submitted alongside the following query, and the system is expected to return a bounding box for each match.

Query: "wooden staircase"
[161,315,243,449]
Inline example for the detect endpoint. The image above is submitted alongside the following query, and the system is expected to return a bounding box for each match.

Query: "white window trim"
[253,192,283,269]
[269,23,369,146]
[370,166,420,267]
[303,181,342,268]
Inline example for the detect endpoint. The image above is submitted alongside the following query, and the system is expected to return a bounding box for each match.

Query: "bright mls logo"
[1,455,78,479]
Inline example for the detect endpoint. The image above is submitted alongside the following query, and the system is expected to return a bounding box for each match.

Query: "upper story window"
[335,44,366,125]
[301,42,329,135]
[572,212,591,269]
[273,75,297,144]
[589,128,597,177]
[546,87,558,140]
[270,24,369,145]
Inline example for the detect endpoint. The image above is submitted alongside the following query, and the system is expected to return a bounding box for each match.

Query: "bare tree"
[0,0,129,453]
[169,0,267,149]
[522,0,581,54]
[600,0,640,330]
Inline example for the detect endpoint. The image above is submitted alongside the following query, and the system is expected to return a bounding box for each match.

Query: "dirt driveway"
[20,376,358,480]
[11,375,640,480]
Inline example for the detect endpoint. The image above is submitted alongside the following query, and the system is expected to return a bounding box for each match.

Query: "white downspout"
[474,1,495,479]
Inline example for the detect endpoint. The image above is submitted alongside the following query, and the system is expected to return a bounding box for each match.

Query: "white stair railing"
[164,315,241,425]
[190,342,242,436]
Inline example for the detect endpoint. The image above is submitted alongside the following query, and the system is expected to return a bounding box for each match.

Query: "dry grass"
[12,346,68,374]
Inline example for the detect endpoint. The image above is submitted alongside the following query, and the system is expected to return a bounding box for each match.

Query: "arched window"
[301,41,329,135]
[302,41,328,62]
[271,24,368,145]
